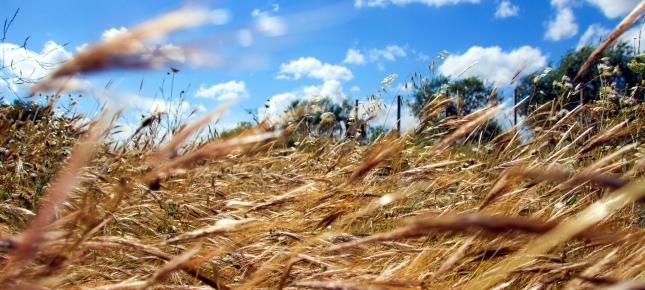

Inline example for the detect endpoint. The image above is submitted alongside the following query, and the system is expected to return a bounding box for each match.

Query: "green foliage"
[220,121,254,138]
[286,97,354,136]
[289,98,354,127]
[627,54,645,74]
[516,43,642,115]
[411,76,494,117]
[367,125,385,143]
[410,75,501,141]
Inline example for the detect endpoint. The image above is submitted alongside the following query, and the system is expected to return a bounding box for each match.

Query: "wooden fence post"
[513,88,517,127]
[397,95,402,137]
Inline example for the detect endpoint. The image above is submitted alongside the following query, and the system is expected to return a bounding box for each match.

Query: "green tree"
[410,75,501,141]
[367,125,385,143]
[285,97,354,136]
[516,43,642,115]
[411,76,495,117]
[220,121,253,138]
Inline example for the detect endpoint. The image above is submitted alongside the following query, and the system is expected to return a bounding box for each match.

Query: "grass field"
[0,4,644,290]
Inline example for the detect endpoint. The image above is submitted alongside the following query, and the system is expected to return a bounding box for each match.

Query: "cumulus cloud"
[550,0,573,8]
[438,45,546,84]
[351,85,361,93]
[262,56,356,120]
[121,93,190,114]
[342,45,407,70]
[208,9,231,25]
[545,7,578,41]
[252,4,280,17]
[259,79,349,120]
[304,80,346,103]
[416,52,431,61]
[112,121,138,140]
[260,92,298,120]
[0,40,72,92]
[495,0,519,18]
[195,80,249,101]
[278,57,353,81]
[343,49,366,65]
[354,0,480,8]
[586,0,640,18]
[237,29,254,47]
[368,45,407,62]
[576,24,610,50]
[256,16,287,37]
[196,104,207,112]
[101,27,130,41]
[250,5,286,38]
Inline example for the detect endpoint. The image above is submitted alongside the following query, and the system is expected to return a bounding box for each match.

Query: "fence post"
[397,95,402,137]
[513,88,517,127]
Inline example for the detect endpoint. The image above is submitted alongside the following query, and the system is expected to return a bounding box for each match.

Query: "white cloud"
[545,7,578,41]
[354,0,480,8]
[259,92,299,120]
[121,93,189,114]
[102,27,130,42]
[112,94,205,140]
[113,121,137,140]
[351,85,361,93]
[304,80,345,102]
[416,52,431,61]
[262,55,356,120]
[0,40,72,92]
[264,56,357,120]
[550,0,572,8]
[278,57,353,81]
[208,9,231,25]
[256,16,287,37]
[195,80,249,101]
[237,29,254,47]
[259,79,348,120]
[576,24,610,50]
[586,0,640,19]
[342,45,407,70]
[252,4,280,17]
[343,49,366,65]
[368,45,407,61]
[157,43,189,63]
[495,0,519,18]
[438,45,546,84]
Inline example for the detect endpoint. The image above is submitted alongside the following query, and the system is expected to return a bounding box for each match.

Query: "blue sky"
[1,0,642,135]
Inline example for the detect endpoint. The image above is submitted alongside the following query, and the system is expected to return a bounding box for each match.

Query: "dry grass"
[0,4,644,290]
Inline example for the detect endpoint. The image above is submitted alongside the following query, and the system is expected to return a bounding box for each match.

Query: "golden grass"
[0,4,644,290]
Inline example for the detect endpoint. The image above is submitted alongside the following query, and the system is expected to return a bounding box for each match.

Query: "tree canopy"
[411,76,495,117]
[515,43,643,115]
